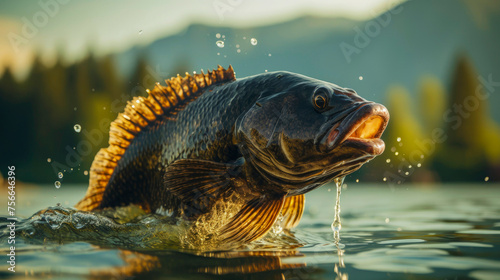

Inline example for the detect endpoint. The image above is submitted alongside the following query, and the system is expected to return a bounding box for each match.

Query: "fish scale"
[76,65,389,244]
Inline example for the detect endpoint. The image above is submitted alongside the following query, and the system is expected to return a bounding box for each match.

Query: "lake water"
[1,183,499,279]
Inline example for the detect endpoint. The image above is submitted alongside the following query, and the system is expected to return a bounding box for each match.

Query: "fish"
[76,65,389,243]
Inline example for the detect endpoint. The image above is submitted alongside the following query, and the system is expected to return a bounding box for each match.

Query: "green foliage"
[1,50,498,183]
[0,52,166,183]
[385,85,425,159]
[418,76,446,133]
[431,54,500,181]
[363,54,500,183]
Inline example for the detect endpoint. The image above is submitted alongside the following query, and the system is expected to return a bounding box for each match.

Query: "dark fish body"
[77,66,389,243]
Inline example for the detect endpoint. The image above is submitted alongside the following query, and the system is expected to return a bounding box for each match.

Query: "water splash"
[331,176,344,242]
[332,176,348,279]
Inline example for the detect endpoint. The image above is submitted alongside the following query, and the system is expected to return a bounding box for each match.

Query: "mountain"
[115,0,500,121]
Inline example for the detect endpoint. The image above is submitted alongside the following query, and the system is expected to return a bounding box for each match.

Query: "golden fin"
[164,159,243,217]
[280,194,305,229]
[219,196,285,243]
[75,65,236,211]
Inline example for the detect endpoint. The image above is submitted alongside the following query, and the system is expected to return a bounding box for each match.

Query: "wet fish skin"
[77,67,389,243]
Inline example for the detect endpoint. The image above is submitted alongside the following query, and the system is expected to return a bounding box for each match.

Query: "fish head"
[236,72,389,194]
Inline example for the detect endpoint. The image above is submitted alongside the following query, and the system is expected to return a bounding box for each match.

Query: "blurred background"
[1,0,499,185]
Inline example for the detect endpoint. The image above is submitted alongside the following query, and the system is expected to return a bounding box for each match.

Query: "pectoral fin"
[280,194,305,229]
[220,196,286,243]
[164,158,243,217]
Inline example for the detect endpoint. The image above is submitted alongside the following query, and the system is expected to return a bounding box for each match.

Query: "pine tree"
[418,76,446,134]
[432,54,500,181]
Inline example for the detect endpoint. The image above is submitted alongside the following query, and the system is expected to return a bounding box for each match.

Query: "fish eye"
[313,89,329,110]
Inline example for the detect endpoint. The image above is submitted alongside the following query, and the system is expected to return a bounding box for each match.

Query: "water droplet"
[359,76,363,80]
[103,107,106,110]
[386,159,391,163]
[398,142,403,147]
[235,44,240,48]
[395,152,399,156]
[405,171,409,175]
[485,177,489,182]
[331,224,341,232]
[54,181,61,188]
[243,36,246,39]
[331,177,344,240]
[383,177,387,181]
[217,52,220,56]
[236,49,241,53]
[391,147,396,152]
[250,38,258,45]
[420,155,424,159]
[58,172,63,179]
[265,69,268,72]
[73,107,77,111]
[385,218,390,223]
[268,53,272,56]
[397,137,401,142]
[216,40,224,48]
[92,88,95,92]
[222,35,225,38]
[408,165,412,169]
[74,124,81,133]
[47,158,52,163]
[328,188,331,192]
[216,33,221,38]
[417,163,422,167]
[355,179,359,183]
[139,30,143,35]
[84,170,89,176]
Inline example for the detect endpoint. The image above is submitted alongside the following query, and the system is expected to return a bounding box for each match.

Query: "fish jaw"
[324,102,389,156]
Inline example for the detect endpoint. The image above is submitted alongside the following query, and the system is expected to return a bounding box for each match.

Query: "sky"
[0,0,405,78]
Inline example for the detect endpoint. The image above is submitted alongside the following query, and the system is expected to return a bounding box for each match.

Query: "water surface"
[1,183,499,279]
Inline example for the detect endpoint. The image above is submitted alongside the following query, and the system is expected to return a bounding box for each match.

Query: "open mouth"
[326,103,389,155]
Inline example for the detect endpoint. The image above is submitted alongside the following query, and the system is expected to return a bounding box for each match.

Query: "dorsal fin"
[75,65,236,211]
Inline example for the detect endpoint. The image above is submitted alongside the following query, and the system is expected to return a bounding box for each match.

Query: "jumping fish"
[76,66,389,243]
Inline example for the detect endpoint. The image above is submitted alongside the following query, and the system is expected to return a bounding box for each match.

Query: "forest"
[1,53,499,184]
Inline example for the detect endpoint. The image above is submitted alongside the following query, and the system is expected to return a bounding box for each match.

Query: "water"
[1,183,500,279]
[331,177,344,240]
